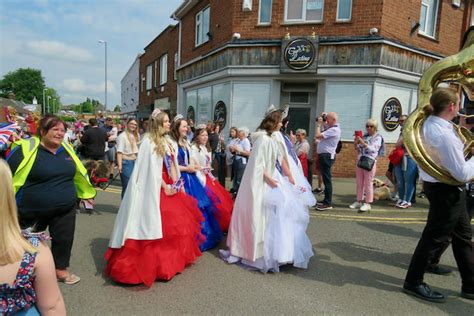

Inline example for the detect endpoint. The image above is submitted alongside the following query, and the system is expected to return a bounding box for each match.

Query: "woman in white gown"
[221,105,313,272]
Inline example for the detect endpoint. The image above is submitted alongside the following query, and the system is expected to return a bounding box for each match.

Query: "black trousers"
[215,152,227,187]
[318,153,335,205]
[405,182,474,291]
[20,207,77,270]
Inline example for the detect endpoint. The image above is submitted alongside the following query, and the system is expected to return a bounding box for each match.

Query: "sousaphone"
[403,26,474,186]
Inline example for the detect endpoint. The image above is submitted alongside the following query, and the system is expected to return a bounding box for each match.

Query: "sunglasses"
[366,125,375,128]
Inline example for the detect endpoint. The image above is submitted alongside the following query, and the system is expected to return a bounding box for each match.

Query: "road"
[60,181,474,315]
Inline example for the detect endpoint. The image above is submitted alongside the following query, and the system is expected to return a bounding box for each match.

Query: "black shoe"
[315,203,333,211]
[403,282,445,303]
[426,265,452,275]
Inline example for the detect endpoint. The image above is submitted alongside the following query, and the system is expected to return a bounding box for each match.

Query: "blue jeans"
[318,153,335,205]
[232,158,246,193]
[394,155,417,202]
[120,159,135,198]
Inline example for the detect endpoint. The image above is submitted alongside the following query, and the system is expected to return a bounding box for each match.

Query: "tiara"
[151,108,161,119]
[281,104,289,120]
[173,114,184,122]
[264,104,278,117]
[196,123,207,129]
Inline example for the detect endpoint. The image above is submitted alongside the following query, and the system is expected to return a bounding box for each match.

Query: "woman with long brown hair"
[170,116,223,251]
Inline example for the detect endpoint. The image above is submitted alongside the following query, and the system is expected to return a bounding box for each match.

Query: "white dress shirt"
[419,115,474,184]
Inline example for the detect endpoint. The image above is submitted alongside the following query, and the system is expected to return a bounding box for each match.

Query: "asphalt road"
[60,181,474,315]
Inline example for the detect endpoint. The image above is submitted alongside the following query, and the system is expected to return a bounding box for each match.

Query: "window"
[259,0,272,25]
[419,0,439,37]
[336,0,352,21]
[160,54,167,85]
[285,0,324,22]
[154,61,158,87]
[195,6,210,46]
[289,92,310,103]
[146,65,152,90]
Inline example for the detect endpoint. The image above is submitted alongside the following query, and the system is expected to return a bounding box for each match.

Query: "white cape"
[108,136,178,248]
[226,131,280,261]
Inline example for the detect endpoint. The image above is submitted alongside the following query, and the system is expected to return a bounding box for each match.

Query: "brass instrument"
[403,27,474,186]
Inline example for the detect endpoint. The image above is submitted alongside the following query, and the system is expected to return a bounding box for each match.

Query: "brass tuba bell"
[402,26,474,186]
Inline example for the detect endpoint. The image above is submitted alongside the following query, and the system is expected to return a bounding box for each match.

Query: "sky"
[0,0,184,109]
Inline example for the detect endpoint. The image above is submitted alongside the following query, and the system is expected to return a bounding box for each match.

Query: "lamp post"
[98,40,107,112]
[47,96,51,114]
[42,88,47,116]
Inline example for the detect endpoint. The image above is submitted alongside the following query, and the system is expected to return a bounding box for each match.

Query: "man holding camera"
[314,112,341,210]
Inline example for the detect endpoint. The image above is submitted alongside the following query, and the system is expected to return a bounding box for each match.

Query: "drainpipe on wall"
[172,13,183,114]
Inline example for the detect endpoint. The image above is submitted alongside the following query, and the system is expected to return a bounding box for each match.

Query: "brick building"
[137,25,179,119]
[140,0,473,176]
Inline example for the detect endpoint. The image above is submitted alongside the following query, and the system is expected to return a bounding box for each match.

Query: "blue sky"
[0,0,183,109]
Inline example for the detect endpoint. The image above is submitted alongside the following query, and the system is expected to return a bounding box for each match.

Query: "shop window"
[419,0,439,38]
[336,0,352,21]
[146,65,152,91]
[196,6,210,46]
[259,0,272,25]
[289,92,309,104]
[160,54,167,86]
[285,0,324,23]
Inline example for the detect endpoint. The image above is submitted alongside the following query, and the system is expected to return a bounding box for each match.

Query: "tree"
[113,105,121,112]
[44,87,62,114]
[0,68,46,103]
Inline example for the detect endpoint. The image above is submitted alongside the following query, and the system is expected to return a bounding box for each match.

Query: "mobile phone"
[82,200,94,210]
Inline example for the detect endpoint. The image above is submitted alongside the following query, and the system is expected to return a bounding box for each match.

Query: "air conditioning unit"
[242,0,252,11]
[452,0,461,8]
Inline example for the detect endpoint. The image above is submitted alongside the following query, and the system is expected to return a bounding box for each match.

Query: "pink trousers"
[355,160,377,203]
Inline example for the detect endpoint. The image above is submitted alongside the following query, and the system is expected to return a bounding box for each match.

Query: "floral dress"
[1,232,48,315]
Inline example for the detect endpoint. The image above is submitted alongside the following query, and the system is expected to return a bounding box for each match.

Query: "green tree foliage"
[72,98,103,114]
[44,87,62,114]
[113,105,121,112]
[0,68,46,103]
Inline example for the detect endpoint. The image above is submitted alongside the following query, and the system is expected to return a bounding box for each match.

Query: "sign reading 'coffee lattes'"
[284,38,316,70]
[381,97,403,131]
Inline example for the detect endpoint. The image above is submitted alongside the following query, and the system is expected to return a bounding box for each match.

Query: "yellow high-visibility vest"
[11,137,96,199]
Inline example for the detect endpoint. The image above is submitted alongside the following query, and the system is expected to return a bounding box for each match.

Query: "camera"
[322,114,327,122]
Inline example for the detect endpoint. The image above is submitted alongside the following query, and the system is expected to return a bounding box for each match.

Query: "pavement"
[58,177,473,315]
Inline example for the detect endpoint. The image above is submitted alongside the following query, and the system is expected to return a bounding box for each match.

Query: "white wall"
[231,82,271,132]
[121,56,140,114]
[372,81,418,143]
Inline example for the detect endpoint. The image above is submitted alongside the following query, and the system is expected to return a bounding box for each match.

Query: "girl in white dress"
[221,105,313,272]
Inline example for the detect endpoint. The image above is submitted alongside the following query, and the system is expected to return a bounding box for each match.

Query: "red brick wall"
[180,0,234,65]
[139,26,179,111]
[380,0,467,56]
[313,141,396,178]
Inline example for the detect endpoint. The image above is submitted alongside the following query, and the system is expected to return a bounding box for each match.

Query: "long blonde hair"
[125,118,140,152]
[0,160,37,265]
[148,112,168,156]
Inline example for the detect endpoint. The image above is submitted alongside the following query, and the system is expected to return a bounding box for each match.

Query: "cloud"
[62,78,116,94]
[24,40,95,63]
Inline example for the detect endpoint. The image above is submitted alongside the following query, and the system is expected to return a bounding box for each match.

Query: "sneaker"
[399,201,412,209]
[395,199,404,208]
[315,203,333,211]
[358,203,371,213]
[349,201,362,209]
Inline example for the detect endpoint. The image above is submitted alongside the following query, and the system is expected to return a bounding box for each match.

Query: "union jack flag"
[0,123,20,145]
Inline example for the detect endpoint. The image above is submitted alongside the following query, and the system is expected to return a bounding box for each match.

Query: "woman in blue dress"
[170,115,223,251]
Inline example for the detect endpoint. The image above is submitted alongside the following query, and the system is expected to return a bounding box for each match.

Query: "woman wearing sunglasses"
[349,118,384,212]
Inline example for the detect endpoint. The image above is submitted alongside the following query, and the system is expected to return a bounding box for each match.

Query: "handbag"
[357,155,375,171]
[388,147,404,166]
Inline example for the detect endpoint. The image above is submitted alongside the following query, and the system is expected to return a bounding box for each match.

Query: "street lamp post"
[47,96,51,114]
[98,40,107,112]
[42,88,47,116]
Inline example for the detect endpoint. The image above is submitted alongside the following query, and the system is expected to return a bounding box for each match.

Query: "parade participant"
[191,125,233,232]
[7,115,96,285]
[105,110,204,287]
[171,116,223,250]
[314,112,341,210]
[349,118,384,213]
[0,160,66,315]
[221,106,313,272]
[116,118,140,198]
[403,88,474,302]
[104,117,118,178]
